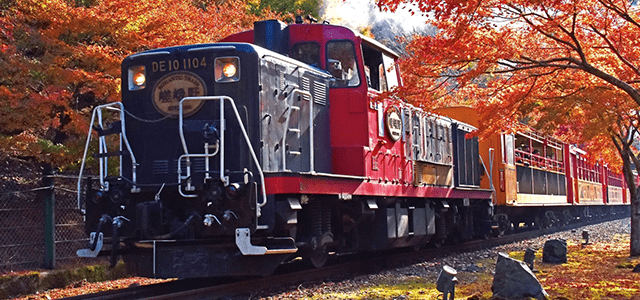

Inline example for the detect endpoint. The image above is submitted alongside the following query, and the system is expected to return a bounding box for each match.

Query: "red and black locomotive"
[76,19,628,278]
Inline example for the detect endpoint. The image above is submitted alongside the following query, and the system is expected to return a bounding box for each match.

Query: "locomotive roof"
[124,43,243,61]
[221,20,400,60]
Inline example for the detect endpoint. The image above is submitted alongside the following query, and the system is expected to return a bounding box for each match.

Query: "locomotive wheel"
[479,230,491,240]
[544,211,557,227]
[535,213,554,229]
[562,210,573,225]
[493,214,510,237]
[497,223,509,236]
[307,247,328,269]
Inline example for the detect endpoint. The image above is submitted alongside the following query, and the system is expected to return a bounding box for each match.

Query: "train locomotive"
[76,19,628,278]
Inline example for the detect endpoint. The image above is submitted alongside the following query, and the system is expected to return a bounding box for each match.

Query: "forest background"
[0,0,318,166]
[2,0,638,171]
[2,0,640,252]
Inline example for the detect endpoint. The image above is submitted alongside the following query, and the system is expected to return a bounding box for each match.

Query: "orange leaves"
[0,0,268,164]
[381,0,640,168]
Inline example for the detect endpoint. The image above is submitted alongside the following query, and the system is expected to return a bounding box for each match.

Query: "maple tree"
[376,0,640,255]
[0,0,275,165]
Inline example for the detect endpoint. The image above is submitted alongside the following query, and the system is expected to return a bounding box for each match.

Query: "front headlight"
[128,65,146,91]
[215,57,240,82]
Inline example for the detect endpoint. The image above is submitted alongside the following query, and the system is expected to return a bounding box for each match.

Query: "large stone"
[542,239,567,264]
[492,252,548,300]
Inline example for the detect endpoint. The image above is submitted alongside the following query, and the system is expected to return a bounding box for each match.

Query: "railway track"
[63,213,629,300]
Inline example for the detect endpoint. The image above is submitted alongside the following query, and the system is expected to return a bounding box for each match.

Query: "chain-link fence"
[0,163,45,272]
[0,163,105,274]
[53,169,107,270]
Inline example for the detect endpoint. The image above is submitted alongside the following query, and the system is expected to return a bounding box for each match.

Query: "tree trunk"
[632,186,640,256]
[619,146,640,256]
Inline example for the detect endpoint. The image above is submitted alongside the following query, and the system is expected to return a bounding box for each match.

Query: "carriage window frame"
[503,134,515,165]
[325,40,361,88]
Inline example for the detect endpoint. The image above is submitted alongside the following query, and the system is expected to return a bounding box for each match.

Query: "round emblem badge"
[385,105,402,141]
[152,71,207,118]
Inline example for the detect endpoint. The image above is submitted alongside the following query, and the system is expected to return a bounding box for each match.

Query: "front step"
[235,228,298,255]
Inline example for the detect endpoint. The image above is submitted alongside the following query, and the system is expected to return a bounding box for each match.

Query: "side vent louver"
[313,81,327,105]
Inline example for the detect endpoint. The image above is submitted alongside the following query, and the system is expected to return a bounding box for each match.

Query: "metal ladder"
[280,89,315,173]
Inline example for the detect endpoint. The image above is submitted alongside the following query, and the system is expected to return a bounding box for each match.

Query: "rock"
[463,264,481,273]
[491,252,548,300]
[543,239,567,263]
[632,264,640,273]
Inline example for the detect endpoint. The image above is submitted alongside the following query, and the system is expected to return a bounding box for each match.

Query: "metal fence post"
[43,164,55,269]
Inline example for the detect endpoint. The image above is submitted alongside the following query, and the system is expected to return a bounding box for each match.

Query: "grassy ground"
[295,234,640,300]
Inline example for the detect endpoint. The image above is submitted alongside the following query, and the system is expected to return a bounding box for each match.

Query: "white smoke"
[320,0,429,35]
[319,0,432,54]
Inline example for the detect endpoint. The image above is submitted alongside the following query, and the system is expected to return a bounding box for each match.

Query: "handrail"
[178,96,268,222]
[514,148,564,172]
[77,102,138,210]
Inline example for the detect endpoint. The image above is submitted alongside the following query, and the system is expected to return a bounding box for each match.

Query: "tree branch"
[590,24,640,77]
[597,0,640,30]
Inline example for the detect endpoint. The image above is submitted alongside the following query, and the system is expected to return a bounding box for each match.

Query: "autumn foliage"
[0,0,274,165]
[376,0,640,169]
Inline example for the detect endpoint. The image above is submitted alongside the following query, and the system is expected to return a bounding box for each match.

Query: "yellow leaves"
[527,238,640,299]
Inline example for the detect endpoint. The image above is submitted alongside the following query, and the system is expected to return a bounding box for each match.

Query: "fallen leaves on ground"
[12,277,171,300]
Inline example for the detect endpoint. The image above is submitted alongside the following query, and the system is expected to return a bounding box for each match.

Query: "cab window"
[362,43,399,92]
[326,40,360,87]
[362,43,383,90]
[291,43,320,68]
[382,54,398,90]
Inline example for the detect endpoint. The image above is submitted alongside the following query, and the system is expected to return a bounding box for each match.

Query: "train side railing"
[514,148,565,172]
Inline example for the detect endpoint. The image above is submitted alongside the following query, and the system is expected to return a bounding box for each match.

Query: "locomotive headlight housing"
[128,65,146,91]
[215,57,240,82]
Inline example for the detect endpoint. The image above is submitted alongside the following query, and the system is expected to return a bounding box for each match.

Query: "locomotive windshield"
[291,42,320,68]
[326,40,360,87]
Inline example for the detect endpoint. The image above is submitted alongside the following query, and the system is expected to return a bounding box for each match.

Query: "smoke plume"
[319,0,433,54]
